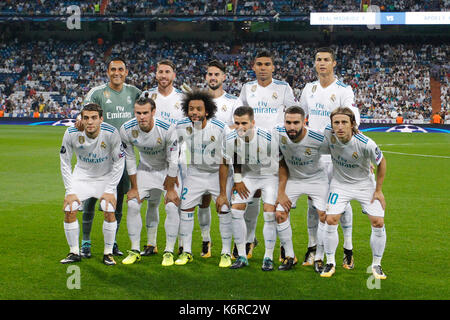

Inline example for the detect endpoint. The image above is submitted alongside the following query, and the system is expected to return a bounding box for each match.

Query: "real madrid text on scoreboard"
[310,12,450,25]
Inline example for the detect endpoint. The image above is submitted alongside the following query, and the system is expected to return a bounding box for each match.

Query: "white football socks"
[370,225,386,266]
[198,206,211,242]
[64,220,79,254]
[164,202,180,253]
[103,220,117,255]
[126,199,142,252]
[324,222,339,266]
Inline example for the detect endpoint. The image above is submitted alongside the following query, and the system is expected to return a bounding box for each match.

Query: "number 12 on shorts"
[327,192,339,205]
[181,187,188,200]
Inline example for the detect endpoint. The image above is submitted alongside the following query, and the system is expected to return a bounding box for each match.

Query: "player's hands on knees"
[275,211,289,224]
[127,188,141,203]
[163,175,179,190]
[99,193,116,212]
[371,190,386,210]
[165,189,180,207]
[234,182,250,199]
[63,194,81,212]
[215,193,230,213]
[276,192,292,213]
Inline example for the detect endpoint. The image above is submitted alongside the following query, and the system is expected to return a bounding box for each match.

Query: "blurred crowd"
[0,39,448,122]
[0,0,448,15]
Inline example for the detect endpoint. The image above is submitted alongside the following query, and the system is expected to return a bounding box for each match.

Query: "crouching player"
[217,106,279,271]
[321,107,387,279]
[275,106,330,272]
[174,89,233,268]
[59,103,125,265]
[119,97,181,266]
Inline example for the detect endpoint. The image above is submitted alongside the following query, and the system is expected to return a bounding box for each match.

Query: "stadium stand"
[0,38,448,121]
[0,0,448,15]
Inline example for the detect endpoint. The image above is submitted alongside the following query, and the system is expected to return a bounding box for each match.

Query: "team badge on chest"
[305,148,312,156]
[79,136,85,144]
[352,152,359,160]
[132,130,139,138]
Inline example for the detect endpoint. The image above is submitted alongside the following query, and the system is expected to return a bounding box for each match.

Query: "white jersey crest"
[176,117,229,174]
[300,79,359,132]
[223,126,278,177]
[214,92,238,126]
[60,123,125,194]
[141,87,184,125]
[324,125,383,186]
[235,79,298,130]
[119,117,179,177]
[276,126,329,181]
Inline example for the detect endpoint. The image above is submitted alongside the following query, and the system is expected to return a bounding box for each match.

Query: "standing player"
[206,59,237,126]
[174,90,233,268]
[139,59,185,256]
[60,103,125,265]
[217,106,279,270]
[234,50,298,259]
[80,57,141,258]
[119,97,181,266]
[194,60,238,258]
[275,106,329,272]
[320,107,387,280]
[298,47,360,269]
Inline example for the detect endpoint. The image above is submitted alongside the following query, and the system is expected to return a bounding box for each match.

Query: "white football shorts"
[276,178,328,212]
[136,169,181,202]
[180,169,232,210]
[232,175,278,206]
[326,179,384,217]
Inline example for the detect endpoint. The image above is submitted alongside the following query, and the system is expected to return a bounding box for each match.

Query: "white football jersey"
[119,117,179,177]
[324,125,383,186]
[60,123,125,195]
[300,79,360,132]
[213,91,238,126]
[141,87,184,125]
[235,79,298,130]
[275,126,329,182]
[176,117,229,174]
[223,126,278,177]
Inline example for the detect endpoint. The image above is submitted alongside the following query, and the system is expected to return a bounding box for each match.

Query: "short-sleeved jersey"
[324,125,383,186]
[213,91,238,126]
[141,87,184,125]
[119,117,179,178]
[60,122,125,194]
[299,79,359,132]
[223,126,278,177]
[235,79,298,130]
[176,117,229,174]
[83,83,142,129]
[275,126,329,182]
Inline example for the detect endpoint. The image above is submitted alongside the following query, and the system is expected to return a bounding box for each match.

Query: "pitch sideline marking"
[382,150,450,159]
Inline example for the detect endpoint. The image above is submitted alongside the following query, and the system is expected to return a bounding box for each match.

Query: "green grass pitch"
[0,125,449,300]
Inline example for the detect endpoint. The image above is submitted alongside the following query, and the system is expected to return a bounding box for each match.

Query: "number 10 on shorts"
[327,192,339,205]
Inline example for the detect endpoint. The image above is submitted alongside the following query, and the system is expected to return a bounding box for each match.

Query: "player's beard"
[287,127,302,141]
[208,81,221,91]
[190,116,205,127]
[158,78,173,89]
